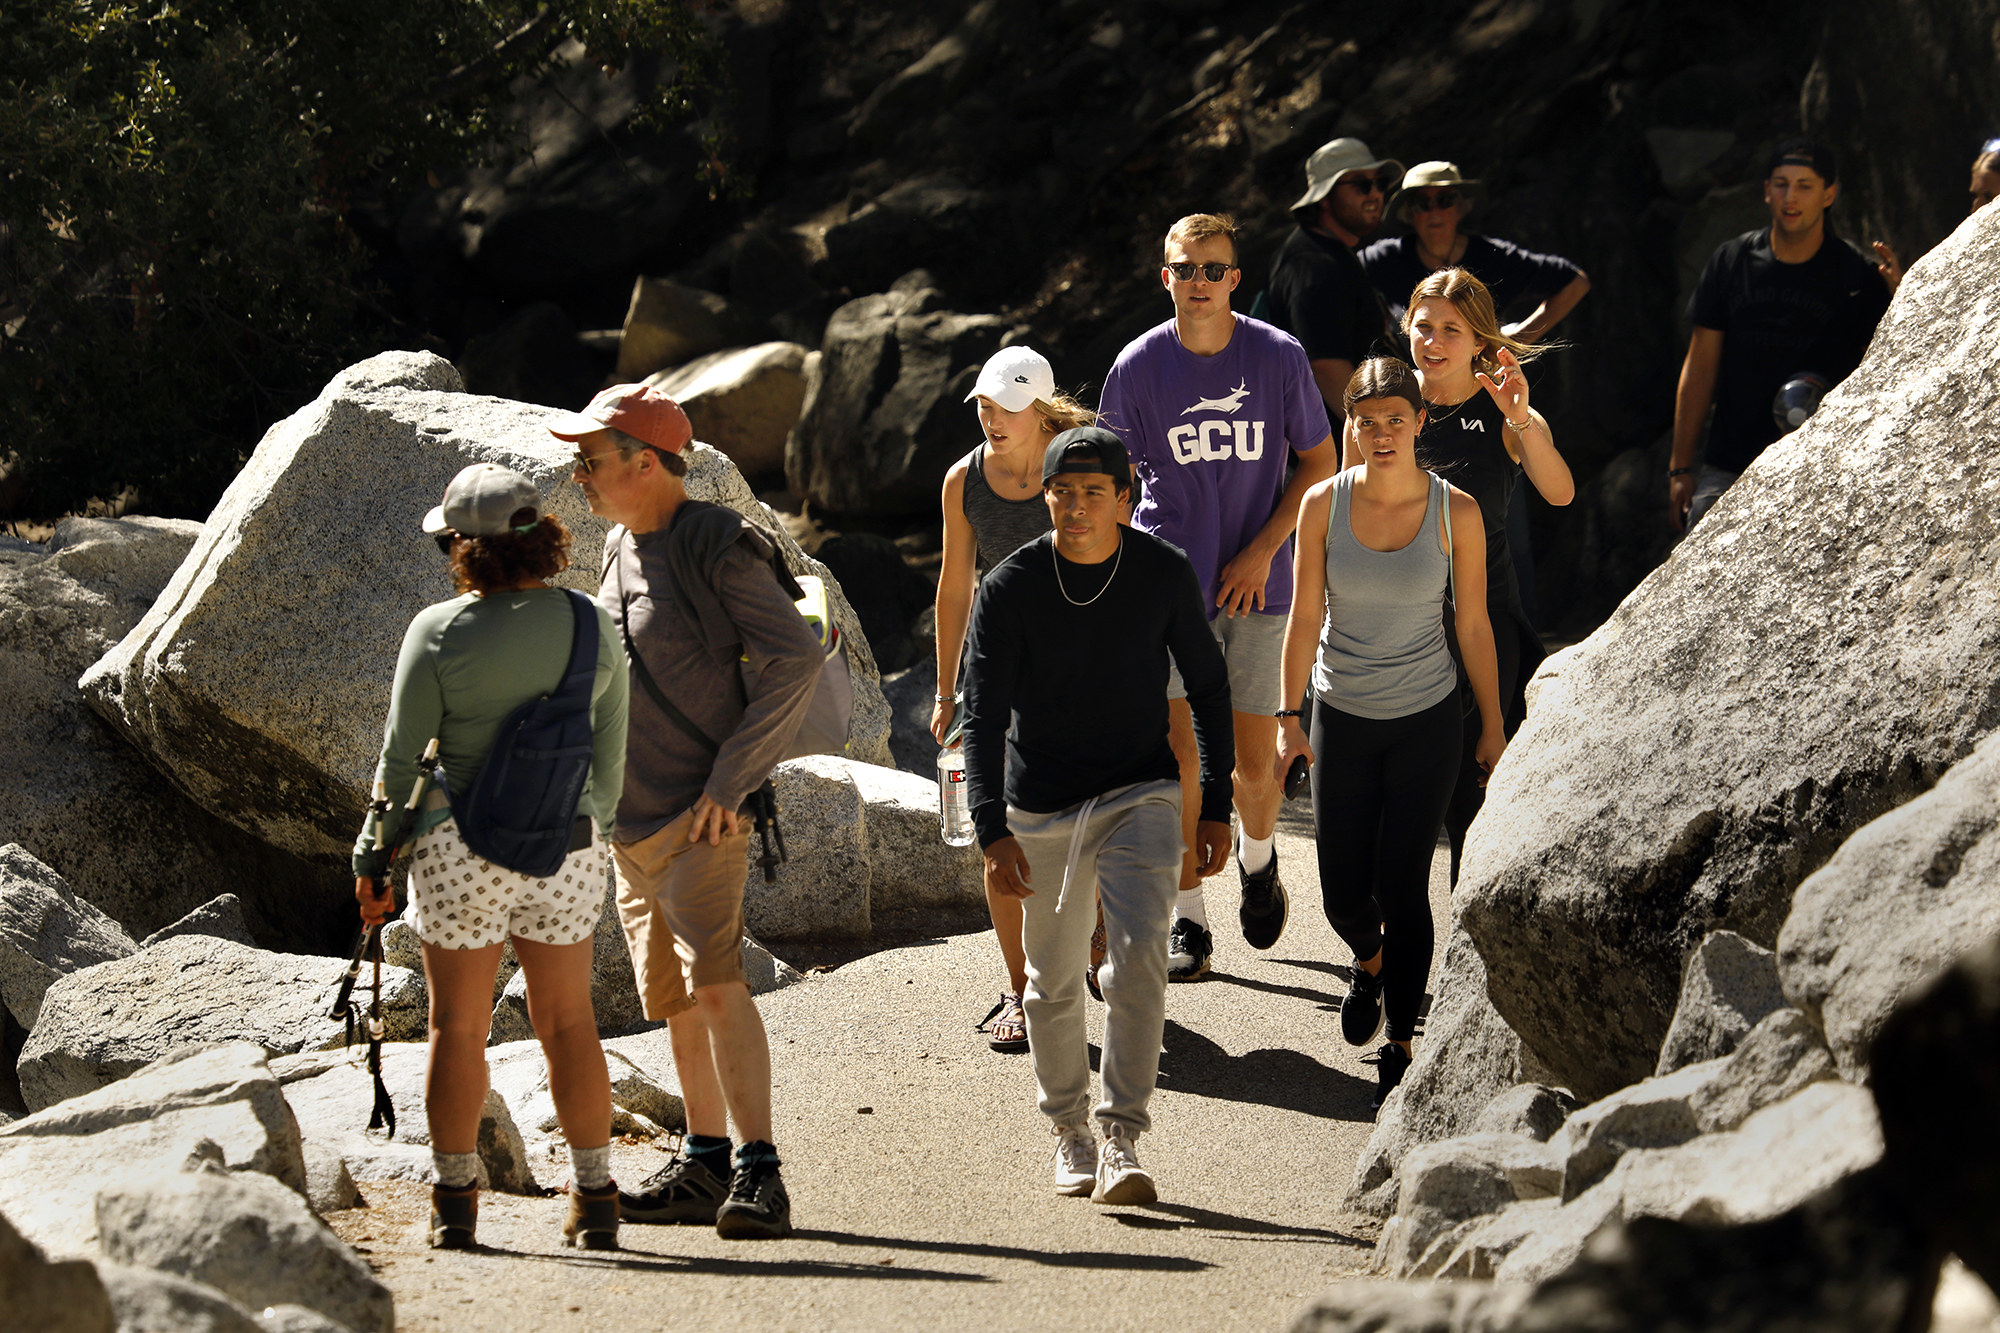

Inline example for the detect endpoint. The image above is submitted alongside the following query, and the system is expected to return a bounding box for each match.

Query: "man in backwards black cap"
[960,427,1234,1207]
[1669,137,1896,532]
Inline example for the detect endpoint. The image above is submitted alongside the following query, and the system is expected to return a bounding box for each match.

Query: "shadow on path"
[471,1245,990,1282]
[791,1228,1213,1272]
[1155,1019,1375,1121]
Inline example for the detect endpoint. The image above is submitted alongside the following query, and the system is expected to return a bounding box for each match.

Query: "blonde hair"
[1401,268,1548,375]
[1033,391,1096,434]
[1165,213,1239,264]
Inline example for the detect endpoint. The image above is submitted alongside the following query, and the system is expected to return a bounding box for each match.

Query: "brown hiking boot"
[429,1181,478,1250]
[562,1181,621,1251]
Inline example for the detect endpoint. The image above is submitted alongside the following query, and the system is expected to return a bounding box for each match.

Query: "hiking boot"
[1340,962,1386,1046]
[428,1181,477,1250]
[1052,1124,1097,1197]
[976,991,1029,1053]
[715,1152,792,1240]
[619,1146,729,1224]
[561,1181,620,1251]
[1364,1042,1413,1115]
[1238,853,1288,951]
[1166,918,1212,982]
[1092,1126,1156,1206]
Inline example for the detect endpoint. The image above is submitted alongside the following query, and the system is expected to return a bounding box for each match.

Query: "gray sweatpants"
[1010,779,1182,1140]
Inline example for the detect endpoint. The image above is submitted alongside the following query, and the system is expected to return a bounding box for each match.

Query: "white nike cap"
[964,345,1056,414]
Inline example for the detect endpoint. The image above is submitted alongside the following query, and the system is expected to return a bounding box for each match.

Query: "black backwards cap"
[1042,427,1132,491]
[1767,137,1838,185]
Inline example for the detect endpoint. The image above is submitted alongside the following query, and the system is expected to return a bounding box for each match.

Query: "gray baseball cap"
[1291,137,1406,214]
[422,463,542,536]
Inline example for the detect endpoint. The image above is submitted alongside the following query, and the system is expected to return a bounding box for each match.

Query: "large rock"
[18,936,424,1111]
[0,845,135,1030]
[0,1045,306,1257]
[0,1208,116,1332]
[1500,1081,1885,1283]
[1654,929,1786,1074]
[1457,206,2000,1099]
[752,756,984,940]
[0,517,343,947]
[616,279,774,381]
[1683,1006,1836,1134]
[1373,1133,1563,1278]
[270,1046,533,1195]
[1779,726,2000,1079]
[1551,1058,1721,1201]
[137,895,256,951]
[1347,927,1532,1216]
[820,179,1014,303]
[79,351,889,866]
[785,277,1007,518]
[93,1261,269,1333]
[1470,1084,1573,1143]
[647,342,811,481]
[1871,931,2000,1295]
[96,1165,391,1333]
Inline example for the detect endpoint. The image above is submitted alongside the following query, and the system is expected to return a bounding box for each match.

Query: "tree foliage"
[0,0,715,519]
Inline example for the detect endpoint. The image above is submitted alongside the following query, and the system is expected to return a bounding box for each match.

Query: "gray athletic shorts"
[1165,610,1287,716]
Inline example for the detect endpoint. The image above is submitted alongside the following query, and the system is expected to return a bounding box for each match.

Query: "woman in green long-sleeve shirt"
[354,463,629,1251]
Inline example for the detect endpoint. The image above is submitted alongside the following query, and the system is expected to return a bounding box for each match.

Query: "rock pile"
[79,351,894,872]
[1296,209,2000,1331]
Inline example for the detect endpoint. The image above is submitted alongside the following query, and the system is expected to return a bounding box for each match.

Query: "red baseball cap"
[547,383,692,453]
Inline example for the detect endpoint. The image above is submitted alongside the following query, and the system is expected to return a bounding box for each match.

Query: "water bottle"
[938,743,974,846]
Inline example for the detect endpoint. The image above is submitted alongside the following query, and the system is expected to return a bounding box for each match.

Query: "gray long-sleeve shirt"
[601,510,820,842]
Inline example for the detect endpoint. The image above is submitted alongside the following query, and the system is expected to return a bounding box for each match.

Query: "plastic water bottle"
[938,744,974,847]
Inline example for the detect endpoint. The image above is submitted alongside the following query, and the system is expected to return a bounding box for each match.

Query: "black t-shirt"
[1264,225,1392,367]
[960,528,1234,849]
[1416,390,1523,619]
[1359,234,1583,328]
[1688,228,1890,475]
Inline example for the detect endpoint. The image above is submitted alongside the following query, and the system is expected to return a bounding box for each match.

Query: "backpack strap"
[1438,473,1457,611]
[553,590,598,709]
[611,531,722,755]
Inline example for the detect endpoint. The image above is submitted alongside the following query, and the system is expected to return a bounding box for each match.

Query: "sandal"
[976,992,1029,1052]
[1086,911,1107,1003]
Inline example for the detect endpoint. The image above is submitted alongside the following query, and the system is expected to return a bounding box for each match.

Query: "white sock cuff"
[1238,831,1275,874]
[570,1143,612,1192]
[1174,886,1209,929]
[432,1150,479,1190]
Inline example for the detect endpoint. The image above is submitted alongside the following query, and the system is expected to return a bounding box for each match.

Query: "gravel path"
[330,806,1452,1332]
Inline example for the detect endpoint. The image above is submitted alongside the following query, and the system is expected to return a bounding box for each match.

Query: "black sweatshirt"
[961,528,1235,849]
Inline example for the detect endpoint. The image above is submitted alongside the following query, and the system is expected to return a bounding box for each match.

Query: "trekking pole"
[330,739,439,1137]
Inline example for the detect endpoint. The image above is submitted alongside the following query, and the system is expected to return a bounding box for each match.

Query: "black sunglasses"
[1409,189,1461,213]
[1165,261,1236,282]
[1340,175,1388,194]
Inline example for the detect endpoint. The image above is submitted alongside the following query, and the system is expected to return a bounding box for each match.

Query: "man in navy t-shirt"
[1669,138,1893,532]
[1098,212,1337,981]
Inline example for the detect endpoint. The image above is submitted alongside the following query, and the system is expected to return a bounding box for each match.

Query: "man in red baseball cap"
[548,383,694,464]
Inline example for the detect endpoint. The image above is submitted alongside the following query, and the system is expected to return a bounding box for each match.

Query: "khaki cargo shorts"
[610,809,749,1020]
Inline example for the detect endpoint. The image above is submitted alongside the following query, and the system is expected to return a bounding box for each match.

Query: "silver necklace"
[1052,533,1123,606]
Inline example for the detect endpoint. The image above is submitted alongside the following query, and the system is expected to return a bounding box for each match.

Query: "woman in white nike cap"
[934,346,1095,1055]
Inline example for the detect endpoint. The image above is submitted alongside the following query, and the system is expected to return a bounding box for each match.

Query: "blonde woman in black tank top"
[934,347,1097,1052]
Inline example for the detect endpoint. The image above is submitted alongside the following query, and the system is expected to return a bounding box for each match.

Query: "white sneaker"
[1052,1124,1097,1196]
[1091,1125,1156,1205]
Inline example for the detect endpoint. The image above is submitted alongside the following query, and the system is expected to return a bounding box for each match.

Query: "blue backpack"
[445,590,600,877]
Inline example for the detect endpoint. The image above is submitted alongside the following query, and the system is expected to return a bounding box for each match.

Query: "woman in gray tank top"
[1274,358,1507,1114]
[932,346,1096,1053]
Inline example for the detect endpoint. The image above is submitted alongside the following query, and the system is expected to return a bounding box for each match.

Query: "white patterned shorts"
[407,818,606,950]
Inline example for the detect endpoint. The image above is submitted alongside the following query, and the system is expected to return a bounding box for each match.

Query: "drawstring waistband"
[1056,795,1100,915]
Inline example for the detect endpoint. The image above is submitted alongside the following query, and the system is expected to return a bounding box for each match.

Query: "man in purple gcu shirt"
[1098,213,1338,981]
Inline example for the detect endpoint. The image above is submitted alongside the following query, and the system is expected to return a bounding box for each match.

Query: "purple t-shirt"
[1098,315,1332,618]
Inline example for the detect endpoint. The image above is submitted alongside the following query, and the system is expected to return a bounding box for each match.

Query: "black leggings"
[1310,693,1461,1043]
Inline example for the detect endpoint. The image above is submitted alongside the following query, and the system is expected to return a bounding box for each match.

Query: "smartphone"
[1284,755,1311,800]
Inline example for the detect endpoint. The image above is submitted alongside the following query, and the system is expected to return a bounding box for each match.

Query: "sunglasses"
[1409,190,1461,213]
[1165,261,1236,282]
[1340,175,1388,195]
[570,449,621,474]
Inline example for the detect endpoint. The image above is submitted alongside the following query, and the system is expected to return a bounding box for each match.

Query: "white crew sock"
[570,1143,612,1192]
[1238,831,1275,874]
[432,1150,479,1189]
[1173,885,1209,930]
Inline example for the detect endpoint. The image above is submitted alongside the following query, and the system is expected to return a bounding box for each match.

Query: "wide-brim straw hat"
[1290,138,1405,214]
